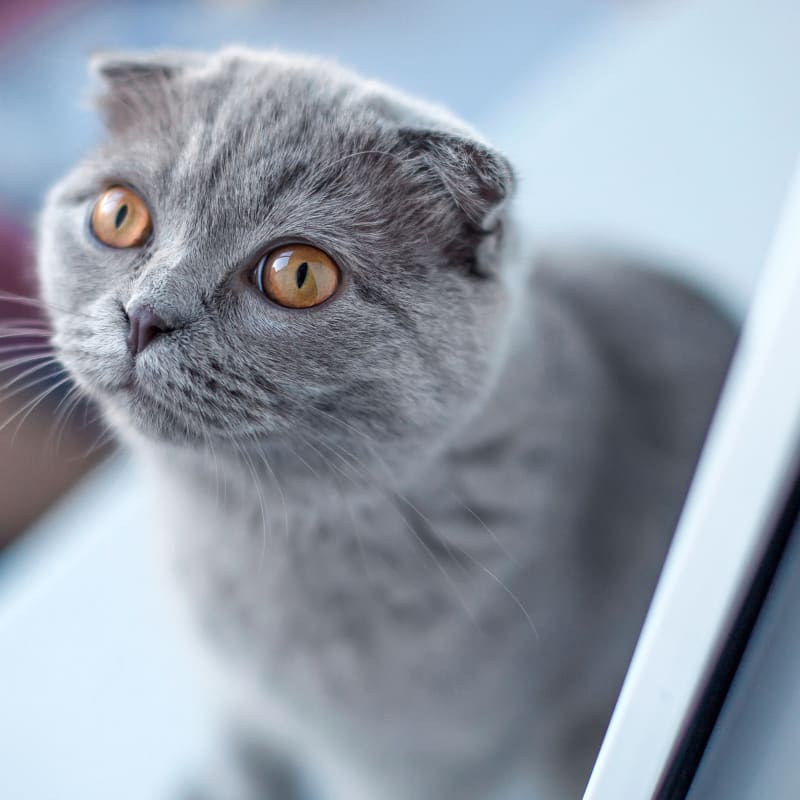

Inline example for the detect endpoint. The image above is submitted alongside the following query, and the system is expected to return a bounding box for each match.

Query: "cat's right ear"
[89,50,206,133]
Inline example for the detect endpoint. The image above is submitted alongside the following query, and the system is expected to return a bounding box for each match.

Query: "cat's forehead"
[183,59,366,149]
[108,54,398,167]
[94,48,466,174]
[92,53,420,248]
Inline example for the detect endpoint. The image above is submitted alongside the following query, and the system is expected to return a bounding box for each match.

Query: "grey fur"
[38,48,736,799]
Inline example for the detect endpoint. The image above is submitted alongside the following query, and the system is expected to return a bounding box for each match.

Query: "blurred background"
[0,1,799,798]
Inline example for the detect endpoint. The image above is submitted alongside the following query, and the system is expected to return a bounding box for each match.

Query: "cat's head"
[39,48,515,477]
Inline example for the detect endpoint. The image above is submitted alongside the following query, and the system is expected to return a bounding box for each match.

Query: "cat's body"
[157,253,732,800]
[39,48,735,799]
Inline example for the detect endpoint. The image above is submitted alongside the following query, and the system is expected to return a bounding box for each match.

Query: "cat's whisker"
[202,426,225,518]
[0,350,53,368]
[308,405,386,455]
[0,341,53,355]
[0,335,53,346]
[58,394,114,463]
[208,417,237,520]
[391,490,540,643]
[43,382,78,458]
[0,335,51,347]
[288,429,362,491]
[258,430,382,580]
[0,326,51,335]
[0,292,47,310]
[236,438,273,571]
[0,352,58,374]
[0,290,103,324]
[281,434,324,483]
[0,335,52,347]
[445,490,519,566]
[0,373,73,443]
[305,434,477,622]
[74,426,115,462]
[0,329,53,340]
[0,360,63,392]
[0,367,65,413]
[0,356,63,393]
[0,294,61,321]
[0,366,62,396]
[305,406,515,564]
[292,429,377,586]
[309,430,538,640]
[314,148,403,180]
[51,387,82,453]
[256,448,290,545]
[227,424,290,541]
[295,432,365,488]
[49,381,89,458]
[236,428,305,568]
[0,317,52,330]
[9,375,76,447]
[0,289,60,310]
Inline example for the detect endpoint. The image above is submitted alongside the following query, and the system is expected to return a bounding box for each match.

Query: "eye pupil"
[115,204,128,228]
[296,261,308,288]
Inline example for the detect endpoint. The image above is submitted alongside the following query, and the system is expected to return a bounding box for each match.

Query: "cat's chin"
[98,383,206,448]
[102,385,275,455]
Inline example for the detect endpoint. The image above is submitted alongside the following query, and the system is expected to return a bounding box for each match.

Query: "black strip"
[655,453,800,799]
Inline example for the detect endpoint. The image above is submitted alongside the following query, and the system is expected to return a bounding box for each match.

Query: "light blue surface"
[0,458,212,800]
[492,0,800,318]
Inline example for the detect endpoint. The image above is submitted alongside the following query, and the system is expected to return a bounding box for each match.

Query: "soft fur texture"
[39,48,736,799]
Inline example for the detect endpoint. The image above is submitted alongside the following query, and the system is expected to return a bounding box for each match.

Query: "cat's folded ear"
[90,50,207,82]
[90,50,207,133]
[394,129,515,274]
[396,129,514,222]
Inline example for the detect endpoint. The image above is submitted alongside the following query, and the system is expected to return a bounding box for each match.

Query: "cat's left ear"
[90,50,207,82]
[397,129,514,225]
[89,50,207,133]
[395,129,515,274]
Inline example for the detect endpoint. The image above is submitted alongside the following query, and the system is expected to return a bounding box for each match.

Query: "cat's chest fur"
[158,416,552,747]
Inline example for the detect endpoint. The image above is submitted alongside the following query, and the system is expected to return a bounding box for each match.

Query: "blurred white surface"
[2,1,800,798]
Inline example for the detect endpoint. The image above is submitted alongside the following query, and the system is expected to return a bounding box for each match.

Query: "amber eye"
[91,186,152,248]
[255,244,340,309]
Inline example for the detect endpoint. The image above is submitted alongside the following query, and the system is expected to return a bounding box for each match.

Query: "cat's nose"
[126,305,173,355]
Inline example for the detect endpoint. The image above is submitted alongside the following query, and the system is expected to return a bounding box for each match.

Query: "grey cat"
[38,47,736,800]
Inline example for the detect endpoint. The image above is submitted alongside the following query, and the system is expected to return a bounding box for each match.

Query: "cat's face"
[39,48,514,474]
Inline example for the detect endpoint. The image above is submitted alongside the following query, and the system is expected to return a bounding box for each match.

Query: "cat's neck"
[138,432,414,511]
